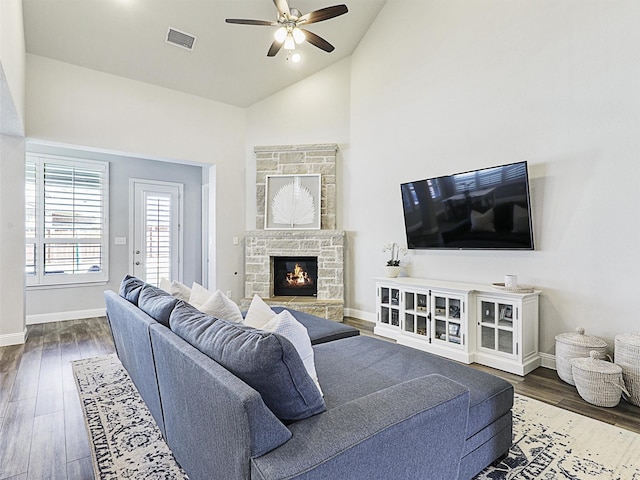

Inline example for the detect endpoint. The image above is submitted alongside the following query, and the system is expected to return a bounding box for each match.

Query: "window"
[144,192,173,286]
[453,171,477,193]
[26,154,109,286]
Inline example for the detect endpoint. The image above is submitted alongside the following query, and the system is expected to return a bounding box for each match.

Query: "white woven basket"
[555,327,608,385]
[571,351,628,407]
[614,333,640,407]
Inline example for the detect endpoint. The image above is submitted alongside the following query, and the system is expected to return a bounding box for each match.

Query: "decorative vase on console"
[384,265,401,278]
[382,241,406,278]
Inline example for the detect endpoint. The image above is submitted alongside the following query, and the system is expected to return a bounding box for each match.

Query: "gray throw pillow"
[138,284,179,327]
[171,312,326,422]
[169,301,218,334]
[119,275,145,305]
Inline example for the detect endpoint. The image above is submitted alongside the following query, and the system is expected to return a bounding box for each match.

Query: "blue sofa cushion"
[119,274,145,305]
[313,335,513,440]
[138,284,179,328]
[171,304,326,422]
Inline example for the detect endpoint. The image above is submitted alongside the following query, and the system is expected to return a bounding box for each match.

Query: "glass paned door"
[478,298,516,357]
[132,181,182,286]
[403,291,429,336]
[431,293,464,346]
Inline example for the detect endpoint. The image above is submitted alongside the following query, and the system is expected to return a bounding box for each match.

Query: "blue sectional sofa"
[105,276,513,480]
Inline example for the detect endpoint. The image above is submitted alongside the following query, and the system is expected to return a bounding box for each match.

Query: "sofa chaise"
[104,276,513,479]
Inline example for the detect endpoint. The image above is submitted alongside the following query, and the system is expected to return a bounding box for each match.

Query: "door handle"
[135,261,140,265]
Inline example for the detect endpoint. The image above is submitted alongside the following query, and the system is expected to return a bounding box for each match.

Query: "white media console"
[375,277,541,376]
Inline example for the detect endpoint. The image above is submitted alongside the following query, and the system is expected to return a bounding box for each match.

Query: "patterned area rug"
[73,355,640,480]
[476,395,640,479]
[72,355,188,480]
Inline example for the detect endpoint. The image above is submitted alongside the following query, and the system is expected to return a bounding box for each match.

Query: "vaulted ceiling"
[22,0,386,108]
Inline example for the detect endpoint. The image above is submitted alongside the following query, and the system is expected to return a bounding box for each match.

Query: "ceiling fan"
[225,0,348,58]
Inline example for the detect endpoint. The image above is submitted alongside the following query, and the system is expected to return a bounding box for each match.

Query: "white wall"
[348,0,640,353]
[0,134,26,345]
[246,58,351,230]
[248,1,640,355]
[26,55,247,307]
[0,0,26,134]
[0,0,26,345]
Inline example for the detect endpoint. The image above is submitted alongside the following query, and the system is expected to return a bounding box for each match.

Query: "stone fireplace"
[243,144,344,321]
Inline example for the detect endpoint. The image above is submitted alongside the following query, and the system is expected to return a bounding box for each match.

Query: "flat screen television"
[401,161,534,250]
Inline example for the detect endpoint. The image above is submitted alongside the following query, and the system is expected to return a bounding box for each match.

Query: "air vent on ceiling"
[166,27,196,51]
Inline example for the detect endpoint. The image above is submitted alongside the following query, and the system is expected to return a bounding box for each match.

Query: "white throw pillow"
[170,280,192,302]
[262,309,322,396]
[189,282,213,309]
[198,289,244,323]
[243,294,276,329]
[159,277,171,293]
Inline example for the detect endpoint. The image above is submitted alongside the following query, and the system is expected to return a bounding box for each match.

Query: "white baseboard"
[26,308,106,325]
[539,352,556,370]
[0,328,28,346]
[343,307,375,323]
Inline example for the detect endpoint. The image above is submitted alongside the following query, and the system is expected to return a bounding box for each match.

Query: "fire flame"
[285,263,313,286]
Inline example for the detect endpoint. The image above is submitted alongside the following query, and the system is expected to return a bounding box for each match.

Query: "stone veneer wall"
[243,229,344,320]
[246,144,344,321]
[255,144,337,230]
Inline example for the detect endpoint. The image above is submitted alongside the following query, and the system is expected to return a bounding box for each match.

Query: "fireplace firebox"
[273,256,318,297]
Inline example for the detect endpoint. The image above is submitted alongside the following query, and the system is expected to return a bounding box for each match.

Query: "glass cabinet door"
[431,293,464,346]
[378,286,401,328]
[403,291,429,337]
[478,298,516,356]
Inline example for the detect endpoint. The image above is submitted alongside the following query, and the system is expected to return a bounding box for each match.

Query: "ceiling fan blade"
[225,18,275,26]
[300,29,335,53]
[273,0,291,18]
[298,4,348,25]
[267,40,284,57]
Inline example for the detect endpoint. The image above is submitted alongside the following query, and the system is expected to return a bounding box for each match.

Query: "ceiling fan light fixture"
[226,1,349,58]
[274,26,287,43]
[292,27,305,44]
[291,52,302,63]
[284,34,296,50]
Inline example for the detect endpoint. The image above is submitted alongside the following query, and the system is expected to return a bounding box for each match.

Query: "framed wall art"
[265,174,321,230]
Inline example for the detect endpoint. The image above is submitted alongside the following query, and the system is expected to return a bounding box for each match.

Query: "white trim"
[202,183,209,289]
[207,165,217,291]
[344,307,376,323]
[0,329,28,346]
[539,352,557,370]
[26,139,204,167]
[26,308,106,325]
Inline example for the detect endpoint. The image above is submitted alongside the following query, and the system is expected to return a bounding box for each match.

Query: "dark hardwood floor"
[0,318,114,480]
[0,316,638,479]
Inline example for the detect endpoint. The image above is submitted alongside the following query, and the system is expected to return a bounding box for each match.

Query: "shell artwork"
[271,180,316,227]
